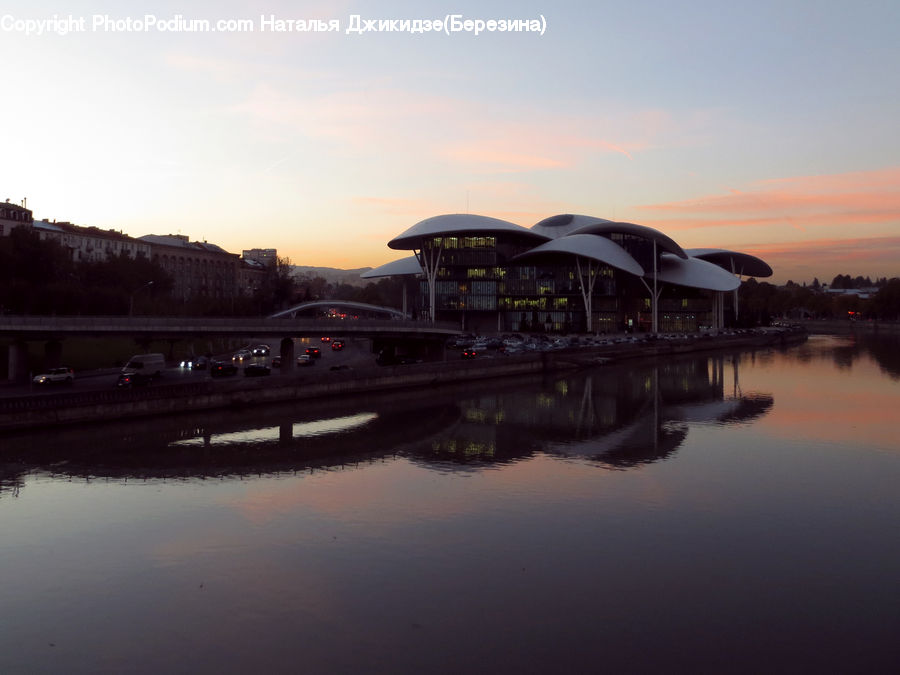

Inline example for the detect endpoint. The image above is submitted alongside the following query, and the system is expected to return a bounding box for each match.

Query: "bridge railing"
[0,315,460,334]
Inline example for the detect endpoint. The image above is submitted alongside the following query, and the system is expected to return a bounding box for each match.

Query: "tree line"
[0,227,405,316]
[739,276,900,323]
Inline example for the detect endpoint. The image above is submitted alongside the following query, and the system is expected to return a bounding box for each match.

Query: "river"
[1,333,898,673]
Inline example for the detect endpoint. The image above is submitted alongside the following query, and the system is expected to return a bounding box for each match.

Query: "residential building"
[242,248,277,267]
[0,199,33,237]
[32,220,152,262]
[140,234,240,302]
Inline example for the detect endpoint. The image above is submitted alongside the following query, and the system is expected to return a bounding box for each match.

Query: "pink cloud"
[637,166,900,220]
[633,167,900,259]
[735,236,900,281]
[742,235,900,260]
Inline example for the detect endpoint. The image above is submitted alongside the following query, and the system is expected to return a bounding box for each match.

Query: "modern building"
[364,214,772,334]
[139,234,240,302]
[32,220,152,262]
[0,199,33,237]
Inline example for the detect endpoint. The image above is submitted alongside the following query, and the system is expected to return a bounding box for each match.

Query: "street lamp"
[129,281,154,316]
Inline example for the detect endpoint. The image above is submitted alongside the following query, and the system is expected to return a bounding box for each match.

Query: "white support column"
[415,241,443,325]
[575,256,599,333]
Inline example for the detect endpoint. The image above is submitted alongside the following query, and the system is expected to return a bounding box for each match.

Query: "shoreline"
[0,328,807,433]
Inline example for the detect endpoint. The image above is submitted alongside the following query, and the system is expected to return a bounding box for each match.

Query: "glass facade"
[418,234,628,333]
[410,231,721,334]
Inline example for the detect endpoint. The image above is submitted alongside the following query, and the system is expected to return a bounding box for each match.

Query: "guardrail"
[0,315,461,337]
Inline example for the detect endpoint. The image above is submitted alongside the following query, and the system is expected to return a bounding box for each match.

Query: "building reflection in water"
[0,352,773,494]
[407,352,772,470]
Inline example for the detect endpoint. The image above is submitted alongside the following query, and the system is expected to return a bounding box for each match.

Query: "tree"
[253,256,298,315]
[871,278,900,320]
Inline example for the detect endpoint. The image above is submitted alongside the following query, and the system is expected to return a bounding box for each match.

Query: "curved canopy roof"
[656,254,741,291]
[685,248,773,278]
[513,233,645,276]
[531,214,615,239]
[566,220,688,259]
[388,213,548,250]
[360,256,423,279]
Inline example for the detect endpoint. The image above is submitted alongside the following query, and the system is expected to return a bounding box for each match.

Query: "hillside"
[291,265,374,288]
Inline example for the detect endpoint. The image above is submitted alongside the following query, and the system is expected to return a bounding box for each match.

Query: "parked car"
[331,340,344,351]
[244,363,271,377]
[251,344,270,356]
[297,354,315,366]
[305,347,321,358]
[33,367,75,385]
[210,360,238,377]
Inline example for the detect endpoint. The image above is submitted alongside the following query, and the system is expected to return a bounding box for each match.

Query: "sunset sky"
[2,0,898,283]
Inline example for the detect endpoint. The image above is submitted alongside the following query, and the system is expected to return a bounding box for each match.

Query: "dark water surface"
[2,334,899,673]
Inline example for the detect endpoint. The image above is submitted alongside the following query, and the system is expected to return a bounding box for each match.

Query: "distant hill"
[291,265,373,288]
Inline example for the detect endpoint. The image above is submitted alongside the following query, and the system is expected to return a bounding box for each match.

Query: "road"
[1,336,376,398]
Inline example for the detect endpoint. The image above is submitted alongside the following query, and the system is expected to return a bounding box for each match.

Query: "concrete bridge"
[1,314,461,382]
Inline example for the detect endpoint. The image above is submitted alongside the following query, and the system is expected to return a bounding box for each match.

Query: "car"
[297,354,315,366]
[244,363,271,377]
[179,356,208,370]
[232,350,252,363]
[461,348,478,359]
[271,356,282,368]
[331,340,344,351]
[116,371,150,388]
[305,347,321,358]
[320,336,332,343]
[33,367,75,385]
[251,344,270,356]
[210,360,238,377]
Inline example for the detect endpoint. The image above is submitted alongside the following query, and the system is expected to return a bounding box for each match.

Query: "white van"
[122,353,166,378]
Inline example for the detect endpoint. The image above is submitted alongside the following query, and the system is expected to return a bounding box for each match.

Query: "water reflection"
[1,350,774,495]
[792,331,900,379]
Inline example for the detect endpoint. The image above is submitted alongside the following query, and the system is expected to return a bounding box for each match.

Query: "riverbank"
[797,319,900,334]
[0,327,807,432]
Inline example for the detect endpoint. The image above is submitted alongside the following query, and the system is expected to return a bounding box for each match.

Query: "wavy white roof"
[360,256,423,279]
[566,220,688,259]
[656,254,741,291]
[388,214,548,250]
[531,214,615,239]
[685,248,773,278]
[514,234,645,276]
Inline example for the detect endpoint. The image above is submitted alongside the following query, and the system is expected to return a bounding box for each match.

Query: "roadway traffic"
[0,336,373,399]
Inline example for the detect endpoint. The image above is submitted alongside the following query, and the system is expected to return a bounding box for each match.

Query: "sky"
[1,0,898,283]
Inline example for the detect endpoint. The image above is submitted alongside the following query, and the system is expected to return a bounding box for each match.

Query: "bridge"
[1,314,461,382]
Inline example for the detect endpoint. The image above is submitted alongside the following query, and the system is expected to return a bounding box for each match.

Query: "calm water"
[1,334,899,673]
